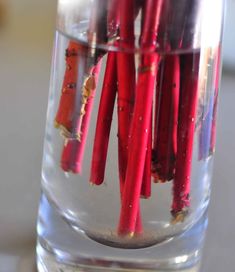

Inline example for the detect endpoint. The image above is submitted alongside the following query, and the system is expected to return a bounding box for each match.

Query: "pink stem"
[118,0,163,236]
[171,52,200,219]
[117,0,135,187]
[152,55,180,182]
[90,52,117,185]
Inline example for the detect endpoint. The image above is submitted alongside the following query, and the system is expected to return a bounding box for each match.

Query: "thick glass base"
[37,243,201,272]
[37,194,207,272]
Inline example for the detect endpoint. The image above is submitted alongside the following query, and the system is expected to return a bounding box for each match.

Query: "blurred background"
[0,0,234,271]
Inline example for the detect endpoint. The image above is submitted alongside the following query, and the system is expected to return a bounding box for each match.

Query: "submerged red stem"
[152,55,180,183]
[90,52,117,185]
[172,52,200,221]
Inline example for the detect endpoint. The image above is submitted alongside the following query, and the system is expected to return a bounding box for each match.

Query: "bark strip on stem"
[54,41,80,139]
[59,0,107,173]
[61,61,101,174]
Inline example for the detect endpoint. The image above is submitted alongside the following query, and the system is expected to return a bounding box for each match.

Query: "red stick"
[119,175,143,235]
[152,55,180,183]
[139,0,153,199]
[59,0,107,173]
[107,0,120,39]
[61,62,101,173]
[171,52,200,222]
[134,210,143,235]
[152,64,162,176]
[116,0,147,236]
[119,0,135,47]
[118,0,163,236]
[117,0,135,187]
[139,0,163,50]
[117,53,136,186]
[116,0,143,187]
[54,41,80,136]
[118,53,159,236]
[90,52,117,185]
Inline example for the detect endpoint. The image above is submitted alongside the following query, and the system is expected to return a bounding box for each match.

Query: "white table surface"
[0,1,234,271]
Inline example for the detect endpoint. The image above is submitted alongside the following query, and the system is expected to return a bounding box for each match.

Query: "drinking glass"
[37,0,225,271]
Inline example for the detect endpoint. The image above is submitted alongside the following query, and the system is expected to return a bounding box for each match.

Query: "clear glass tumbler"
[37,0,225,271]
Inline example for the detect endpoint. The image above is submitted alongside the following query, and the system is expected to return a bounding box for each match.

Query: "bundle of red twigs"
[54,0,208,237]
